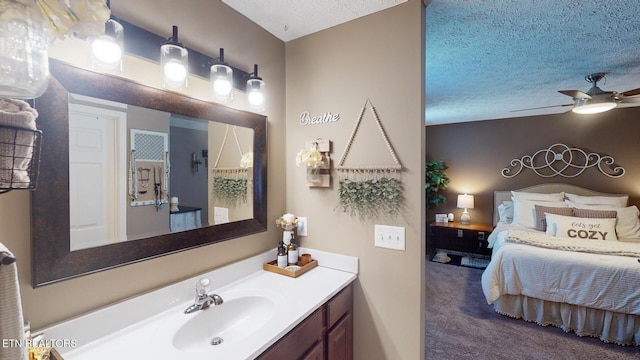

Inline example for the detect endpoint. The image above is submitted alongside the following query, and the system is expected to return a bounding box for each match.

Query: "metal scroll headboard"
[501,143,625,178]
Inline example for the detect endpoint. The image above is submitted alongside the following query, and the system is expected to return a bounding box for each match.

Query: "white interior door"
[69,97,127,251]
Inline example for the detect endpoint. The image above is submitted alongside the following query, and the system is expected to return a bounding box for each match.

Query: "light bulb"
[248,89,264,106]
[213,78,232,96]
[91,36,123,66]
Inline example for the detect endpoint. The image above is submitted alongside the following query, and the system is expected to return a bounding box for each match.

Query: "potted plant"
[425,160,449,208]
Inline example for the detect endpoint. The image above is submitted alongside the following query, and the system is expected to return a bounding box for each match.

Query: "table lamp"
[457,194,474,225]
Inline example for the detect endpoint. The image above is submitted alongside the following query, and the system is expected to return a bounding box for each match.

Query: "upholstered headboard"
[493,183,627,226]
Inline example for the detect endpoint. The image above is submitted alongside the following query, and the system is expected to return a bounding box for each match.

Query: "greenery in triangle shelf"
[212,176,247,207]
[426,160,450,208]
[337,177,402,220]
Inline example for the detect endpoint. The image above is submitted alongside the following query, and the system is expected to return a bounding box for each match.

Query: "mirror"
[31,59,267,286]
[66,95,255,250]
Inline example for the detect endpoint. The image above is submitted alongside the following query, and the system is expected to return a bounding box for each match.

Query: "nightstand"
[428,222,493,260]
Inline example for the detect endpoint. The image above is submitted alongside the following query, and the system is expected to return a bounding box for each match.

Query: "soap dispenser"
[287,234,299,266]
[277,241,287,268]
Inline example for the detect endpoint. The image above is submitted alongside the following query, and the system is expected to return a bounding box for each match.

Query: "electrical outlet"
[297,217,308,236]
[374,224,405,251]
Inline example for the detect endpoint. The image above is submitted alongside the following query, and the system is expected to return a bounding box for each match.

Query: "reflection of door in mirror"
[69,95,127,251]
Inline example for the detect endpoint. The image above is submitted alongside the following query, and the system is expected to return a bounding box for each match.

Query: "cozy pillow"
[511,191,564,202]
[565,193,628,208]
[545,213,617,241]
[566,204,640,239]
[534,205,574,231]
[498,201,513,223]
[512,197,567,229]
[572,208,617,219]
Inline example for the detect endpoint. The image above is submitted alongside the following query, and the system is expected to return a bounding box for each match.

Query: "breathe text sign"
[300,111,340,126]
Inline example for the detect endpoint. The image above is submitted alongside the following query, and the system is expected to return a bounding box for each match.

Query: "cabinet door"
[301,340,324,360]
[258,308,324,360]
[327,313,353,360]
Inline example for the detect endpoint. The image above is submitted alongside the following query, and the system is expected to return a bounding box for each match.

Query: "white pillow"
[512,197,567,229]
[564,193,628,208]
[545,213,617,241]
[498,201,513,223]
[564,203,640,239]
[511,191,564,202]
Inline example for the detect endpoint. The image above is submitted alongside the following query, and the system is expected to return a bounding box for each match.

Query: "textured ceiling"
[426,0,640,125]
[222,0,407,42]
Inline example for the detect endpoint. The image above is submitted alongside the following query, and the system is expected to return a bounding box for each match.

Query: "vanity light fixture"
[89,0,123,70]
[160,25,188,90]
[246,64,265,111]
[210,48,233,103]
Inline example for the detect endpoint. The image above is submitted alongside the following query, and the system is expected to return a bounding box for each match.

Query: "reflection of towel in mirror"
[0,98,39,188]
[0,243,28,360]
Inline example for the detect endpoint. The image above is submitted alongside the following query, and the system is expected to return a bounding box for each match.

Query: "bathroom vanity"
[40,248,357,359]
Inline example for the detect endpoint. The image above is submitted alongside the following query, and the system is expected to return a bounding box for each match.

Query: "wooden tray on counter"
[263,259,317,278]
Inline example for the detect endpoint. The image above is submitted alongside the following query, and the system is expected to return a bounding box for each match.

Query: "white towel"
[0,243,27,360]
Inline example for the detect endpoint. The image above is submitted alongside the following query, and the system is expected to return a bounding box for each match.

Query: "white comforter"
[481,223,640,315]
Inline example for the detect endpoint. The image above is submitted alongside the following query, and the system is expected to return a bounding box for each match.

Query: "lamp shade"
[457,194,474,209]
[572,97,617,114]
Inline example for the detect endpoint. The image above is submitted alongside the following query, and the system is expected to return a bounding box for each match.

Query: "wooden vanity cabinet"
[258,283,353,360]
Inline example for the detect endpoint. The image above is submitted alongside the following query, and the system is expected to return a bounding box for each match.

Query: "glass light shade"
[247,78,265,111]
[161,44,188,89]
[210,64,233,102]
[0,0,50,99]
[457,194,474,209]
[572,98,617,114]
[89,19,124,69]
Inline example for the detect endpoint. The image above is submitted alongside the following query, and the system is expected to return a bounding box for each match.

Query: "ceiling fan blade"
[619,96,640,103]
[621,88,640,97]
[510,104,573,112]
[558,90,591,99]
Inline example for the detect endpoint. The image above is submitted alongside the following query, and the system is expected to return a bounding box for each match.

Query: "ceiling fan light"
[572,98,617,114]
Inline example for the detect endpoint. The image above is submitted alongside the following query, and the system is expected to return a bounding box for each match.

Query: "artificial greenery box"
[337,177,402,220]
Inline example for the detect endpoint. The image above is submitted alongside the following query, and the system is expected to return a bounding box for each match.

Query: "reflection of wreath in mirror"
[212,169,248,207]
[335,98,403,220]
[211,125,251,207]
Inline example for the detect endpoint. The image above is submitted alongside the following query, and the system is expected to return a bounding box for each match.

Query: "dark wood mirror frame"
[31,59,268,287]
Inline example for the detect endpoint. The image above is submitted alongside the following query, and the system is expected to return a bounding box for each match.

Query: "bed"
[481,183,640,346]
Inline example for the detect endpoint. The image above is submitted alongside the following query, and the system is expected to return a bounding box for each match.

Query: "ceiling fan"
[513,73,640,114]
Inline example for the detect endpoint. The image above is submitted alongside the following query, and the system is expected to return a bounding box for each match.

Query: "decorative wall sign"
[501,143,625,178]
[299,111,340,126]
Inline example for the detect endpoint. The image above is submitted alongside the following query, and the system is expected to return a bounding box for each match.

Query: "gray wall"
[426,107,640,227]
[169,125,209,225]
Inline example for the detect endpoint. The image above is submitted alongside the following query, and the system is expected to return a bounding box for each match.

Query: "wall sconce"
[192,152,202,173]
[89,0,123,70]
[296,139,331,187]
[160,25,188,90]
[457,194,474,224]
[210,48,233,102]
[246,64,265,111]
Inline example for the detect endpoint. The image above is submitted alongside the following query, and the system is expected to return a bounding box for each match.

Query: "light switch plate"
[297,217,308,236]
[374,224,406,251]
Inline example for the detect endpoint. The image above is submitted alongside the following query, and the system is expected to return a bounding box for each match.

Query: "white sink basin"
[153,288,282,355]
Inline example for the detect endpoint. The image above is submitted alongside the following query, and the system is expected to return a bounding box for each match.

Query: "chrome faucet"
[184,278,224,314]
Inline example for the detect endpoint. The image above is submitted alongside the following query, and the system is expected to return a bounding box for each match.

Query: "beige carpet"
[424,260,640,360]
